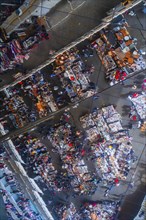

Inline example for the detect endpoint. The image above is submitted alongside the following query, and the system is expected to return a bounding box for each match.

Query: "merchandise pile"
[53,48,95,101]
[80,105,136,183]
[91,19,145,85]
[0,39,29,73]
[55,201,120,220]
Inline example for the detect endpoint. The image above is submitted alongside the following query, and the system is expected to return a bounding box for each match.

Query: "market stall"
[80,105,135,183]
[16,17,49,51]
[57,203,78,220]
[80,201,119,220]
[23,72,58,113]
[54,48,94,101]
[91,23,145,85]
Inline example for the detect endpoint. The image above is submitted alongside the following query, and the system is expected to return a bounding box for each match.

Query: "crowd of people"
[12,113,99,195]
[0,154,42,220]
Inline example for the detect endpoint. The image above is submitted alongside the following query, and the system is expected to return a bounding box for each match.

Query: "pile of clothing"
[80,105,136,184]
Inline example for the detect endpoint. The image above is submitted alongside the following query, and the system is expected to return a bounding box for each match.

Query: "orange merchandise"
[125,39,133,46]
[120,28,129,37]
[32,88,38,97]
[128,57,134,64]
[115,33,123,41]
[140,122,146,132]
[36,102,44,111]
[91,212,98,220]
[125,51,131,58]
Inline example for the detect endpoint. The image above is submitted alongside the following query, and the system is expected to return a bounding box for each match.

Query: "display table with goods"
[80,105,135,183]
[18,71,58,116]
[54,48,95,102]
[0,39,29,73]
[4,93,30,128]
[128,92,146,130]
[47,115,98,195]
[91,23,145,85]
[0,155,42,220]
[1,71,61,129]
[54,203,78,220]
[15,17,49,51]
[79,200,119,220]
[55,200,119,220]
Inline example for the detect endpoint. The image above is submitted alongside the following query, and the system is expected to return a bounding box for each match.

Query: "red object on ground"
[70,76,75,81]
[66,154,72,160]
[121,71,127,80]
[132,93,138,98]
[18,81,23,85]
[81,149,85,156]
[115,71,120,80]
[132,115,137,121]
[114,178,119,184]
[68,143,73,147]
